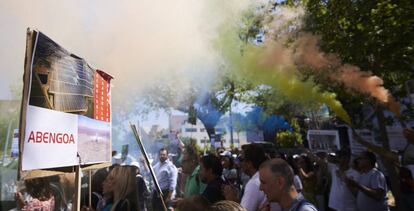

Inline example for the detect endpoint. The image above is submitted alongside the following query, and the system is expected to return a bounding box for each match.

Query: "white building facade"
[171,114,263,149]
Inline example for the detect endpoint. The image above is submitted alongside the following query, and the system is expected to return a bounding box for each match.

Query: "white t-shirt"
[241,172,281,211]
[338,168,360,211]
[241,172,267,211]
[356,168,389,211]
[328,163,341,210]
[328,163,360,211]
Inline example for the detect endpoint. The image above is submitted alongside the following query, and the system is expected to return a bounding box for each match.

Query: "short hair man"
[240,144,270,211]
[152,148,178,211]
[181,145,206,198]
[259,158,317,211]
[199,154,226,203]
[345,151,389,211]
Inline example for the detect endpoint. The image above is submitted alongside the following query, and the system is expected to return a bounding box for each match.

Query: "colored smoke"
[216,4,352,124]
[217,2,400,125]
[293,33,400,116]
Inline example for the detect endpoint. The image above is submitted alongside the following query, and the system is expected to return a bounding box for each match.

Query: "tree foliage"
[276,118,303,148]
[140,71,252,140]
[305,0,414,92]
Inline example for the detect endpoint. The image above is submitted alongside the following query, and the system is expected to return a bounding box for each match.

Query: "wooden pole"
[130,123,167,211]
[88,170,92,208]
[73,165,82,211]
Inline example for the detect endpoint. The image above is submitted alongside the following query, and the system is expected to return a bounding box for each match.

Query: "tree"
[231,112,248,144]
[305,1,414,209]
[276,118,302,148]
[229,1,414,208]
[140,72,252,146]
[306,0,414,89]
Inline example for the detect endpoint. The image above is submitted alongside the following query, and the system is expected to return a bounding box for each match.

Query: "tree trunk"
[375,107,406,211]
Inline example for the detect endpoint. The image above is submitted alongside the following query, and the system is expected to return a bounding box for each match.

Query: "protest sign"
[307,130,340,152]
[19,29,113,175]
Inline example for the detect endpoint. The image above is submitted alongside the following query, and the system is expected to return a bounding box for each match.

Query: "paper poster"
[21,30,113,171]
[77,115,111,165]
[307,130,340,152]
[23,105,78,170]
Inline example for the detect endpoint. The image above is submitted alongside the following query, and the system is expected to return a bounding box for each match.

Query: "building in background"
[170,114,263,149]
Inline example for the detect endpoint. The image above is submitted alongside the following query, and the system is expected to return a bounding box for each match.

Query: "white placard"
[22,105,78,170]
[307,130,340,152]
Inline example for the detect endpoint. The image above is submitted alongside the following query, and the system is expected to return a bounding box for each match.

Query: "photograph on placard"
[77,115,111,164]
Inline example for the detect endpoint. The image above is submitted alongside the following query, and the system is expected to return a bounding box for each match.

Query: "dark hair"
[92,168,109,193]
[299,155,314,172]
[336,149,350,160]
[200,154,223,177]
[362,151,377,166]
[159,148,168,154]
[185,145,199,161]
[243,144,268,170]
[286,155,299,175]
[260,158,294,189]
[221,156,235,169]
[25,177,53,199]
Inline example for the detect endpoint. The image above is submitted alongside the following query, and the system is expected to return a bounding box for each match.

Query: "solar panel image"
[29,32,95,117]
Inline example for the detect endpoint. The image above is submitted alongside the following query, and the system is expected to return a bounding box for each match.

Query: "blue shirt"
[153,159,178,191]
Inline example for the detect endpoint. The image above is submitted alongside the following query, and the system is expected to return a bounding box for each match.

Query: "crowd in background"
[12,128,414,211]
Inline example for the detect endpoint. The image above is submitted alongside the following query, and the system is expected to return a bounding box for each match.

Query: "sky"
[0,0,255,131]
[0,0,250,99]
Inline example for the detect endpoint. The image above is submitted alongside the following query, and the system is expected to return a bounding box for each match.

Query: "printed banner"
[21,30,113,170]
[23,105,78,170]
[307,130,340,152]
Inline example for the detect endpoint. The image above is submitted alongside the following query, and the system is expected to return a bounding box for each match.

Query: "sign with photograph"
[307,130,340,152]
[20,29,113,171]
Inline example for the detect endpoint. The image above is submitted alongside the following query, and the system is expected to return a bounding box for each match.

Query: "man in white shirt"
[346,151,389,211]
[152,148,178,211]
[328,150,360,211]
[224,144,280,211]
[259,158,317,211]
[240,144,271,211]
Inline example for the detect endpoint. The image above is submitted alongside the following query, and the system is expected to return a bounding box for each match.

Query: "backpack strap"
[294,199,317,211]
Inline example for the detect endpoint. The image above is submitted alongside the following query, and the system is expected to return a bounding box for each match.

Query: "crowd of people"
[13,128,414,211]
